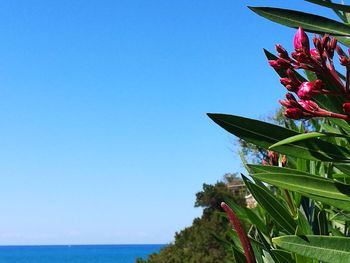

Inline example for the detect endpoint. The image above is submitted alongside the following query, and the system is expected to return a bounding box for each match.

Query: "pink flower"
[296,80,323,99]
[297,82,314,99]
[294,27,310,53]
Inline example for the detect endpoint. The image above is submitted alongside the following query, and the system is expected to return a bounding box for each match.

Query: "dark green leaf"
[335,164,350,174]
[207,113,350,162]
[249,7,350,36]
[270,249,294,263]
[243,176,297,234]
[305,0,350,12]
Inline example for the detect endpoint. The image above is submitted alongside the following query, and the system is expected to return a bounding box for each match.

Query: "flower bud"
[268,59,290,70]
[280,78,290,86]
[336,45,346,57]
[291,51,309,63]
[285,108,304,119]
[286,93,297,101]
[287,69,299,83]
[322,34,330,48]
[294,27,310,53]
[343,103,350,115]
[340,56,350,67]
[314,79,323,89]
[330,38,337,51]
[276,44,288,59]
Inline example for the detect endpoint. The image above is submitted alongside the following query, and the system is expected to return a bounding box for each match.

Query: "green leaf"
[269,132,350,149]
[244,207,269,236]
[251,172,350,201]
[330,211,350,221]
[335,164,350,174]
[305,0,348,22]
[305,0,350,13]
[249,6,350,36]
[270,249,293,263]
[207,113,350,162]
[243,176,297,234]
[250,172,350,210]
[247,164,310,176]
[296,210,314,235]
[337,35,350,46]
[304,192,350,211]
[273,235,350,263]
[325,118,350,136]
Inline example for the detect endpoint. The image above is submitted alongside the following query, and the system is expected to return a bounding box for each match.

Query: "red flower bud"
[285,108,304,119]
[291,51,309,63]
[336,45,346,57]
[276,44,288,59]
[268,59,290,70]
[286,93,297,101]
[294,27,310,53]
[343,103,350,115]
[280,78,290,86]
[340,56,350,67]
[322,34,330,48]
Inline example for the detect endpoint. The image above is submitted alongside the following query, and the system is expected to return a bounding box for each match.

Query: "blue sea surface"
[0,244,165,263]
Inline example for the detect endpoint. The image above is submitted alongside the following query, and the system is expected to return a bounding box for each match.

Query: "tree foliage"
[137,175,245,263]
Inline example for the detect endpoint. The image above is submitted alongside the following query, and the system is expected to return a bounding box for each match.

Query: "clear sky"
[0,1,335,245]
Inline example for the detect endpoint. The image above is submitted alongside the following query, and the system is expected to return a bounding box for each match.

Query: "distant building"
[226,179,257,208]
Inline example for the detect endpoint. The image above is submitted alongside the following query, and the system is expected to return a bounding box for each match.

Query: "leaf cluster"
[208,1,350,262]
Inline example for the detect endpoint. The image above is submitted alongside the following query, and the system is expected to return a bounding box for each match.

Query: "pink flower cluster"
[269,27,350,120]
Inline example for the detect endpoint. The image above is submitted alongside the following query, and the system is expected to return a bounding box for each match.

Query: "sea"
[0,244,165,263]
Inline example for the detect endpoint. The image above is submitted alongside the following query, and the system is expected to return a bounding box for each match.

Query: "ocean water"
[0,244,165,263]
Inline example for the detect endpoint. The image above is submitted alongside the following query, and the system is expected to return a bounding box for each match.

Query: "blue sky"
[0,1,335,244]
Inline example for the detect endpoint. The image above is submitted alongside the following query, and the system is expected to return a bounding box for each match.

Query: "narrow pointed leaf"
[335,164,350,174]
[270,249,293,263]
[247,164,310,176]
[243,177,297,234]
[273,235,350,263]
[336,36,350,47]
[251,172,350,202]
[305,0,350,12]
[269,132,349,149]
[208,113,350,162]
[302,192,350,211]
[249,7,350,36]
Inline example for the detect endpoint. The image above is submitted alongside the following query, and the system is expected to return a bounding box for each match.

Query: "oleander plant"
[209,1,350,262]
